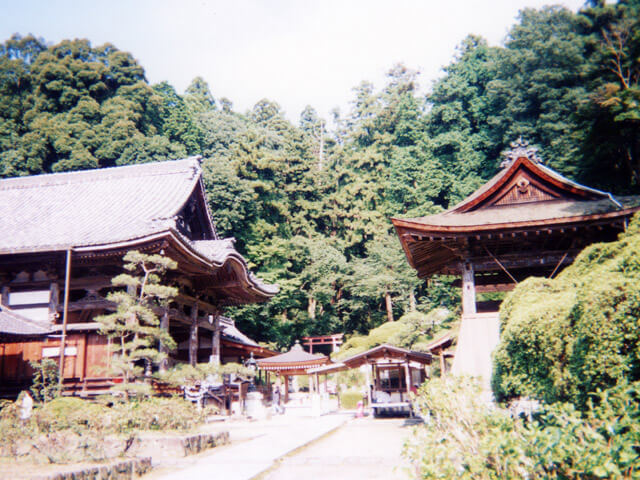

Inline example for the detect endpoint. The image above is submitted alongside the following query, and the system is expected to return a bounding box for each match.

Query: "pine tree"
[96,250,177,399]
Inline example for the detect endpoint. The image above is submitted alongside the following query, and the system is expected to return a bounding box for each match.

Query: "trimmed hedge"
[493,213,640,409]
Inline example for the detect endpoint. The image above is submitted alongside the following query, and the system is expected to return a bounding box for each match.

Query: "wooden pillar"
[210,314,221,365]
[189,302,198,366]
[365,364,372,406]
[439,353,446,376]
[461,261,476,315]
[49,282,60,317]
[159,310,170,372]
[404,363,411,398]
[81,332,89,380]
[58,249,72,385]
[0,286,9,306]
[284,375,289,403]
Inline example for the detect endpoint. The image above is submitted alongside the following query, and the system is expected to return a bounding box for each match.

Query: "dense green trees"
[1,1,639,348]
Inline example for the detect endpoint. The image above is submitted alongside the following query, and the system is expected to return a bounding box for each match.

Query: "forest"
[0,0,638,348]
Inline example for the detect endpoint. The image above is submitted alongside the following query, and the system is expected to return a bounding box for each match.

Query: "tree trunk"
[385,291,394,322]
[159,310,169,373]
[308,297,317,320]
[409,290,416,312]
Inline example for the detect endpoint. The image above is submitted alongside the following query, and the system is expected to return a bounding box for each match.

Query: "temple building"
[392,139,640,383]
[0,157,277,398]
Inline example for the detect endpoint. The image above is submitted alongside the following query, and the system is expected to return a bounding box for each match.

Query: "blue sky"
[1,0,585,124]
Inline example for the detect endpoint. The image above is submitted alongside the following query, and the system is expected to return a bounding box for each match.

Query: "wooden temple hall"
[393,139,640,381]
[0,157,278,398]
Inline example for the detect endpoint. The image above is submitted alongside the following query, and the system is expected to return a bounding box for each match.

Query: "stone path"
[146,413,351,480]
[258,417,416,480]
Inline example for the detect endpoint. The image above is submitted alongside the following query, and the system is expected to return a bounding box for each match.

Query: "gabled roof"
[392,150,640,278]
[392,156,640,233]
[0,157,214,254]
[0,305,52,336]
[257,341,331,371]
[341,343,432,368]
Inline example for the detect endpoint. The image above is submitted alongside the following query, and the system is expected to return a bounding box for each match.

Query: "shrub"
[33,397,110,433]
[0,396,212,463]
[156,361,255,387]
[29,359,60,402]
[493,213,640,409]
[109,397,210,432]
[405,377,640,479]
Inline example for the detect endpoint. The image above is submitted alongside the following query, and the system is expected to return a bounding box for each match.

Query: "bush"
[339,390,364,410]
[405,377,640,479]
[29,359,60,402]
[109,397,211,433]
[156,362,255,387]
[0,396,212,463]
[34,397,110,433]
[493,213,640,409]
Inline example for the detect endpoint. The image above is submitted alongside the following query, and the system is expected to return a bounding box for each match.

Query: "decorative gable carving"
[493,177,556,206]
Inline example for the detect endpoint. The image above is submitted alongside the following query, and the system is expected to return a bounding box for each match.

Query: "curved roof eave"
[392,206,640,235]
[73,230,279,299]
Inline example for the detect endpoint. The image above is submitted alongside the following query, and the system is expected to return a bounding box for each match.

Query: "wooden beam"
[189,301,199,366]
[474,283,516,293]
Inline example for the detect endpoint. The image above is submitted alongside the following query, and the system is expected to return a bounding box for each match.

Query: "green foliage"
[156,362,255,386]
[406,377,640,479]
[0,36,186,176]
[0,396,213,463]
[3,0,640,348]
[493,213,640,409]
[336,307,455,360]
[95,250,178,399]
[339,390,363,410]
[29,358,60,402]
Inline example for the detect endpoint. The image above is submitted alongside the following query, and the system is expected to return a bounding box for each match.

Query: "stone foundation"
[32,457,152,480]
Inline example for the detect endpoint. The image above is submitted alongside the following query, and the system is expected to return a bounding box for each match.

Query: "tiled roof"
[257,341,328,366]
[0,157,278,299]
[219,316,259,347]
[0,157,209,254]
[192,239,238,265]
[403,197,640,230]
[394,157,640,231]
[0,306,52,335]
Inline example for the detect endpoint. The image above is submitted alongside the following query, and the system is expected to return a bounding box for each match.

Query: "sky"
[1,0,586,124]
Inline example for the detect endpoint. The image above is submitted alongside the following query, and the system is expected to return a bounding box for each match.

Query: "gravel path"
[258,417,418,480]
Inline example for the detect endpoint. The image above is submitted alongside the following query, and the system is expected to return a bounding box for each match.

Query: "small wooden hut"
[310,344,432,417]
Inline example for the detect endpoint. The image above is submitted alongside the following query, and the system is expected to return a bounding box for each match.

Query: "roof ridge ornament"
[500,137,543,168]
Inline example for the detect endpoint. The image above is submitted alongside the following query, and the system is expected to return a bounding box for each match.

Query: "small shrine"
[257,341,332,403]
[310,344,432,417]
